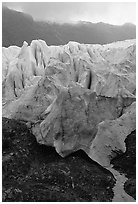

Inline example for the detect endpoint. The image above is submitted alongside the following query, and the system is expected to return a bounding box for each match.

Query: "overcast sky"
[3,2,136,25]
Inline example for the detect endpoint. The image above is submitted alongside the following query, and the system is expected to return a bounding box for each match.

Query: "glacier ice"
[2,39,136,167]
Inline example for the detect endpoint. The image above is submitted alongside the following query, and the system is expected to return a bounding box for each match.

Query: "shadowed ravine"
[107,167,135,202]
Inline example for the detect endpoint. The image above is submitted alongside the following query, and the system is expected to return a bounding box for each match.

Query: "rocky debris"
[2,39,136,169]
[2,118,115,202]
[2,118,136,201]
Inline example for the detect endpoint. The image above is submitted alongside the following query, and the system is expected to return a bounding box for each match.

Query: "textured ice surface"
[2,39,136,167]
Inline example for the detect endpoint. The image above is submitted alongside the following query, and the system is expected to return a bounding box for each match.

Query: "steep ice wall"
[2,39,136,168]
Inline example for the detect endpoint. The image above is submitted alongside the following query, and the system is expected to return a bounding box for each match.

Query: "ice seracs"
[2,39,136,168]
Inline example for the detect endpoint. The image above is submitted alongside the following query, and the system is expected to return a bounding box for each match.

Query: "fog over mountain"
[2,6,136,47]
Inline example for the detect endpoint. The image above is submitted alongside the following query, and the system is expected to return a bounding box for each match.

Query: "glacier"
[2,39,136,168]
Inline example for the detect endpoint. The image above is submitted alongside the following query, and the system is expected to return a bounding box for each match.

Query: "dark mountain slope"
[2,6,136,47]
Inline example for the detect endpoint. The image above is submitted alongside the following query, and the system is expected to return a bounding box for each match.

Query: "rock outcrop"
[2,39,136,167]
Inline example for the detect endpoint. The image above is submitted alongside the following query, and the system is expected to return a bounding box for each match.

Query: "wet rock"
[124,178,136,200]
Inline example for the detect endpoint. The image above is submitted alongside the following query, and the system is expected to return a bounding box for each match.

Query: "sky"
[2,2,136,25]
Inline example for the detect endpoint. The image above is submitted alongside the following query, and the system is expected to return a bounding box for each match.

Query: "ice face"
[2,39,136,167]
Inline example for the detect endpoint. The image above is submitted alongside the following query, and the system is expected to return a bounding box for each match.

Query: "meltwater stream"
[107,167,135,202]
